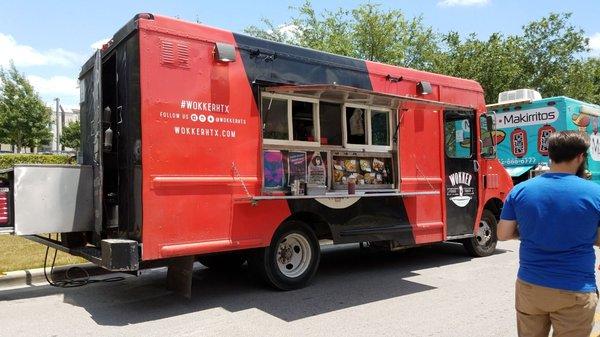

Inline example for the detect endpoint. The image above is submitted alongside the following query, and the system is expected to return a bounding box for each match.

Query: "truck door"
[444,110,478,236]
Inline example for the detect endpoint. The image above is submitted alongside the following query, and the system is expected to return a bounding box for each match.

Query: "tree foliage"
[245,1,440,70]
[60,120,80,151]
[0,62,52,152]
[246,3,600,105]
[436,32,527,103]
[520,13,589,97]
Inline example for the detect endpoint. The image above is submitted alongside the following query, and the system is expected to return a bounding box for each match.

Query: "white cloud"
[262,24,300,43]
[90,38,110,50]
[0,33,82,68]
[438,0,490,7]
[27,75,78,98]
[589,33,600,56]
[277,24,300,39]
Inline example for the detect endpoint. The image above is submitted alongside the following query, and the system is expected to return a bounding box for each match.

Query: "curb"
[0,263,109,289]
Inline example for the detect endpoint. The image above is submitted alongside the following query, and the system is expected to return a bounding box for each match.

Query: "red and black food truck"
[0,14,512,294]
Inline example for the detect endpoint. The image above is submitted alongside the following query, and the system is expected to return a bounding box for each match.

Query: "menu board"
[263,150,286,189]
[308,153,326,186]
[263,150,328,193]
[333,155,393,189]
[288,151,307,186]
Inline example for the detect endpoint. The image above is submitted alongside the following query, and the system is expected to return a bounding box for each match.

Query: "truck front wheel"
[462,209,498,257]
[249,220,320,290]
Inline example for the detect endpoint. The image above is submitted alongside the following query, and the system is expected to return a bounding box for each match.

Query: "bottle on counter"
[348,178,356,195]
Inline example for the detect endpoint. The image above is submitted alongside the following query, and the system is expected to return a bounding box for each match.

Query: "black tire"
[462,209,498,257]
[248,220,320,290]
[197,252,246,271]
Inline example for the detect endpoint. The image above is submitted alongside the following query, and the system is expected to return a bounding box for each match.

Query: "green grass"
[0,235,86,274]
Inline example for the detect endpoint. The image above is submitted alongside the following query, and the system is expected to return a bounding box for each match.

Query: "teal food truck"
[486,89,600,184]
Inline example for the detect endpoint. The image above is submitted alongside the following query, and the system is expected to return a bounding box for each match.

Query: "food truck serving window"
[344,104,392,151]
[261,93,319,146]
[319,102,343,146]
[260,92,396,195]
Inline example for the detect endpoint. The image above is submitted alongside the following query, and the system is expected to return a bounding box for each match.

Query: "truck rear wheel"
[462,209,497,257]
[249,220,320,290]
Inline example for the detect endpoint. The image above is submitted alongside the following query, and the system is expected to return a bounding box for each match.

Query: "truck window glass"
[371,110,390,146]
[445,118,472,158]
[345,107,366,145]
[262,97,288,140]
[480,115,496,158]
[319,102,342,146]
[292,100,316,142]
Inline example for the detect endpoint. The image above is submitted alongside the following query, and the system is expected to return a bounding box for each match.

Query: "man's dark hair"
[548,131,590,163]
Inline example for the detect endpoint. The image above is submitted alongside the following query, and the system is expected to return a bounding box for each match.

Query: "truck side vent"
[177,43,190,68]
[161,39,190,69]
[161,40,176,65]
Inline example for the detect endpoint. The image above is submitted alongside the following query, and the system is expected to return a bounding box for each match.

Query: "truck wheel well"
[484,198,503,221]
[284,212,333,240]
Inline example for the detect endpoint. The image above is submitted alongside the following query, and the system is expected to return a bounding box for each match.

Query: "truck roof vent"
[498,89,541,103]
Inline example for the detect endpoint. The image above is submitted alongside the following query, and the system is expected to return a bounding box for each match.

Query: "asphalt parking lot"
[0,240,598,337]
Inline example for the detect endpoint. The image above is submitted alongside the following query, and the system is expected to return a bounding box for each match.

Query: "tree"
[60,120,80,151]
[246,4,600,105]
[563,58,600,103]
[0,62,52,152]
[350,4,439,70]
[435,32,528,103]
[435,12,594,104]
[520,13,589,97]
[245,1,441,70]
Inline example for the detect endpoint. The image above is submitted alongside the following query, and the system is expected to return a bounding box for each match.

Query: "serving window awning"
[265,84,474,111]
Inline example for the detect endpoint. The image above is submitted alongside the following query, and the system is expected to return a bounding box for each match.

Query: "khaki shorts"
[515,279,598,337]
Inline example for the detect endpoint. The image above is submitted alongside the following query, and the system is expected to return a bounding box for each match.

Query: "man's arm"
[596,227,600,247]
[497,219,519,241]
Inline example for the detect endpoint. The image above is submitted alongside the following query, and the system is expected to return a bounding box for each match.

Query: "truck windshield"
[480,115,496,158]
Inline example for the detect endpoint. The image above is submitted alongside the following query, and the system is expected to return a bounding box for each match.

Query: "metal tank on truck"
[0,13,513,297]
[487,89,600,184]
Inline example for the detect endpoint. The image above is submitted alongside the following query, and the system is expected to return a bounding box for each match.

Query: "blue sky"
[1,0,599,108]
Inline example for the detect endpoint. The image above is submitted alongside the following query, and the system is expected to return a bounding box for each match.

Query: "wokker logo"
[495,107,559,129]
[447,172,475,208]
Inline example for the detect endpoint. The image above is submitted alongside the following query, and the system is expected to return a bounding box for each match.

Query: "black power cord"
[43,235,125,288]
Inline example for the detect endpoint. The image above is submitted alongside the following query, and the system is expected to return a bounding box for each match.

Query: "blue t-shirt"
[500,172,600,292]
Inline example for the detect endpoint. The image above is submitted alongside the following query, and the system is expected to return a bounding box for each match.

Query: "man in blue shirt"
[498,131,600,337]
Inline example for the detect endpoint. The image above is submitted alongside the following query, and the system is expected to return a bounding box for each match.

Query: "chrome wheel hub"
[476,220,492,246]
[276,233,312,278]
